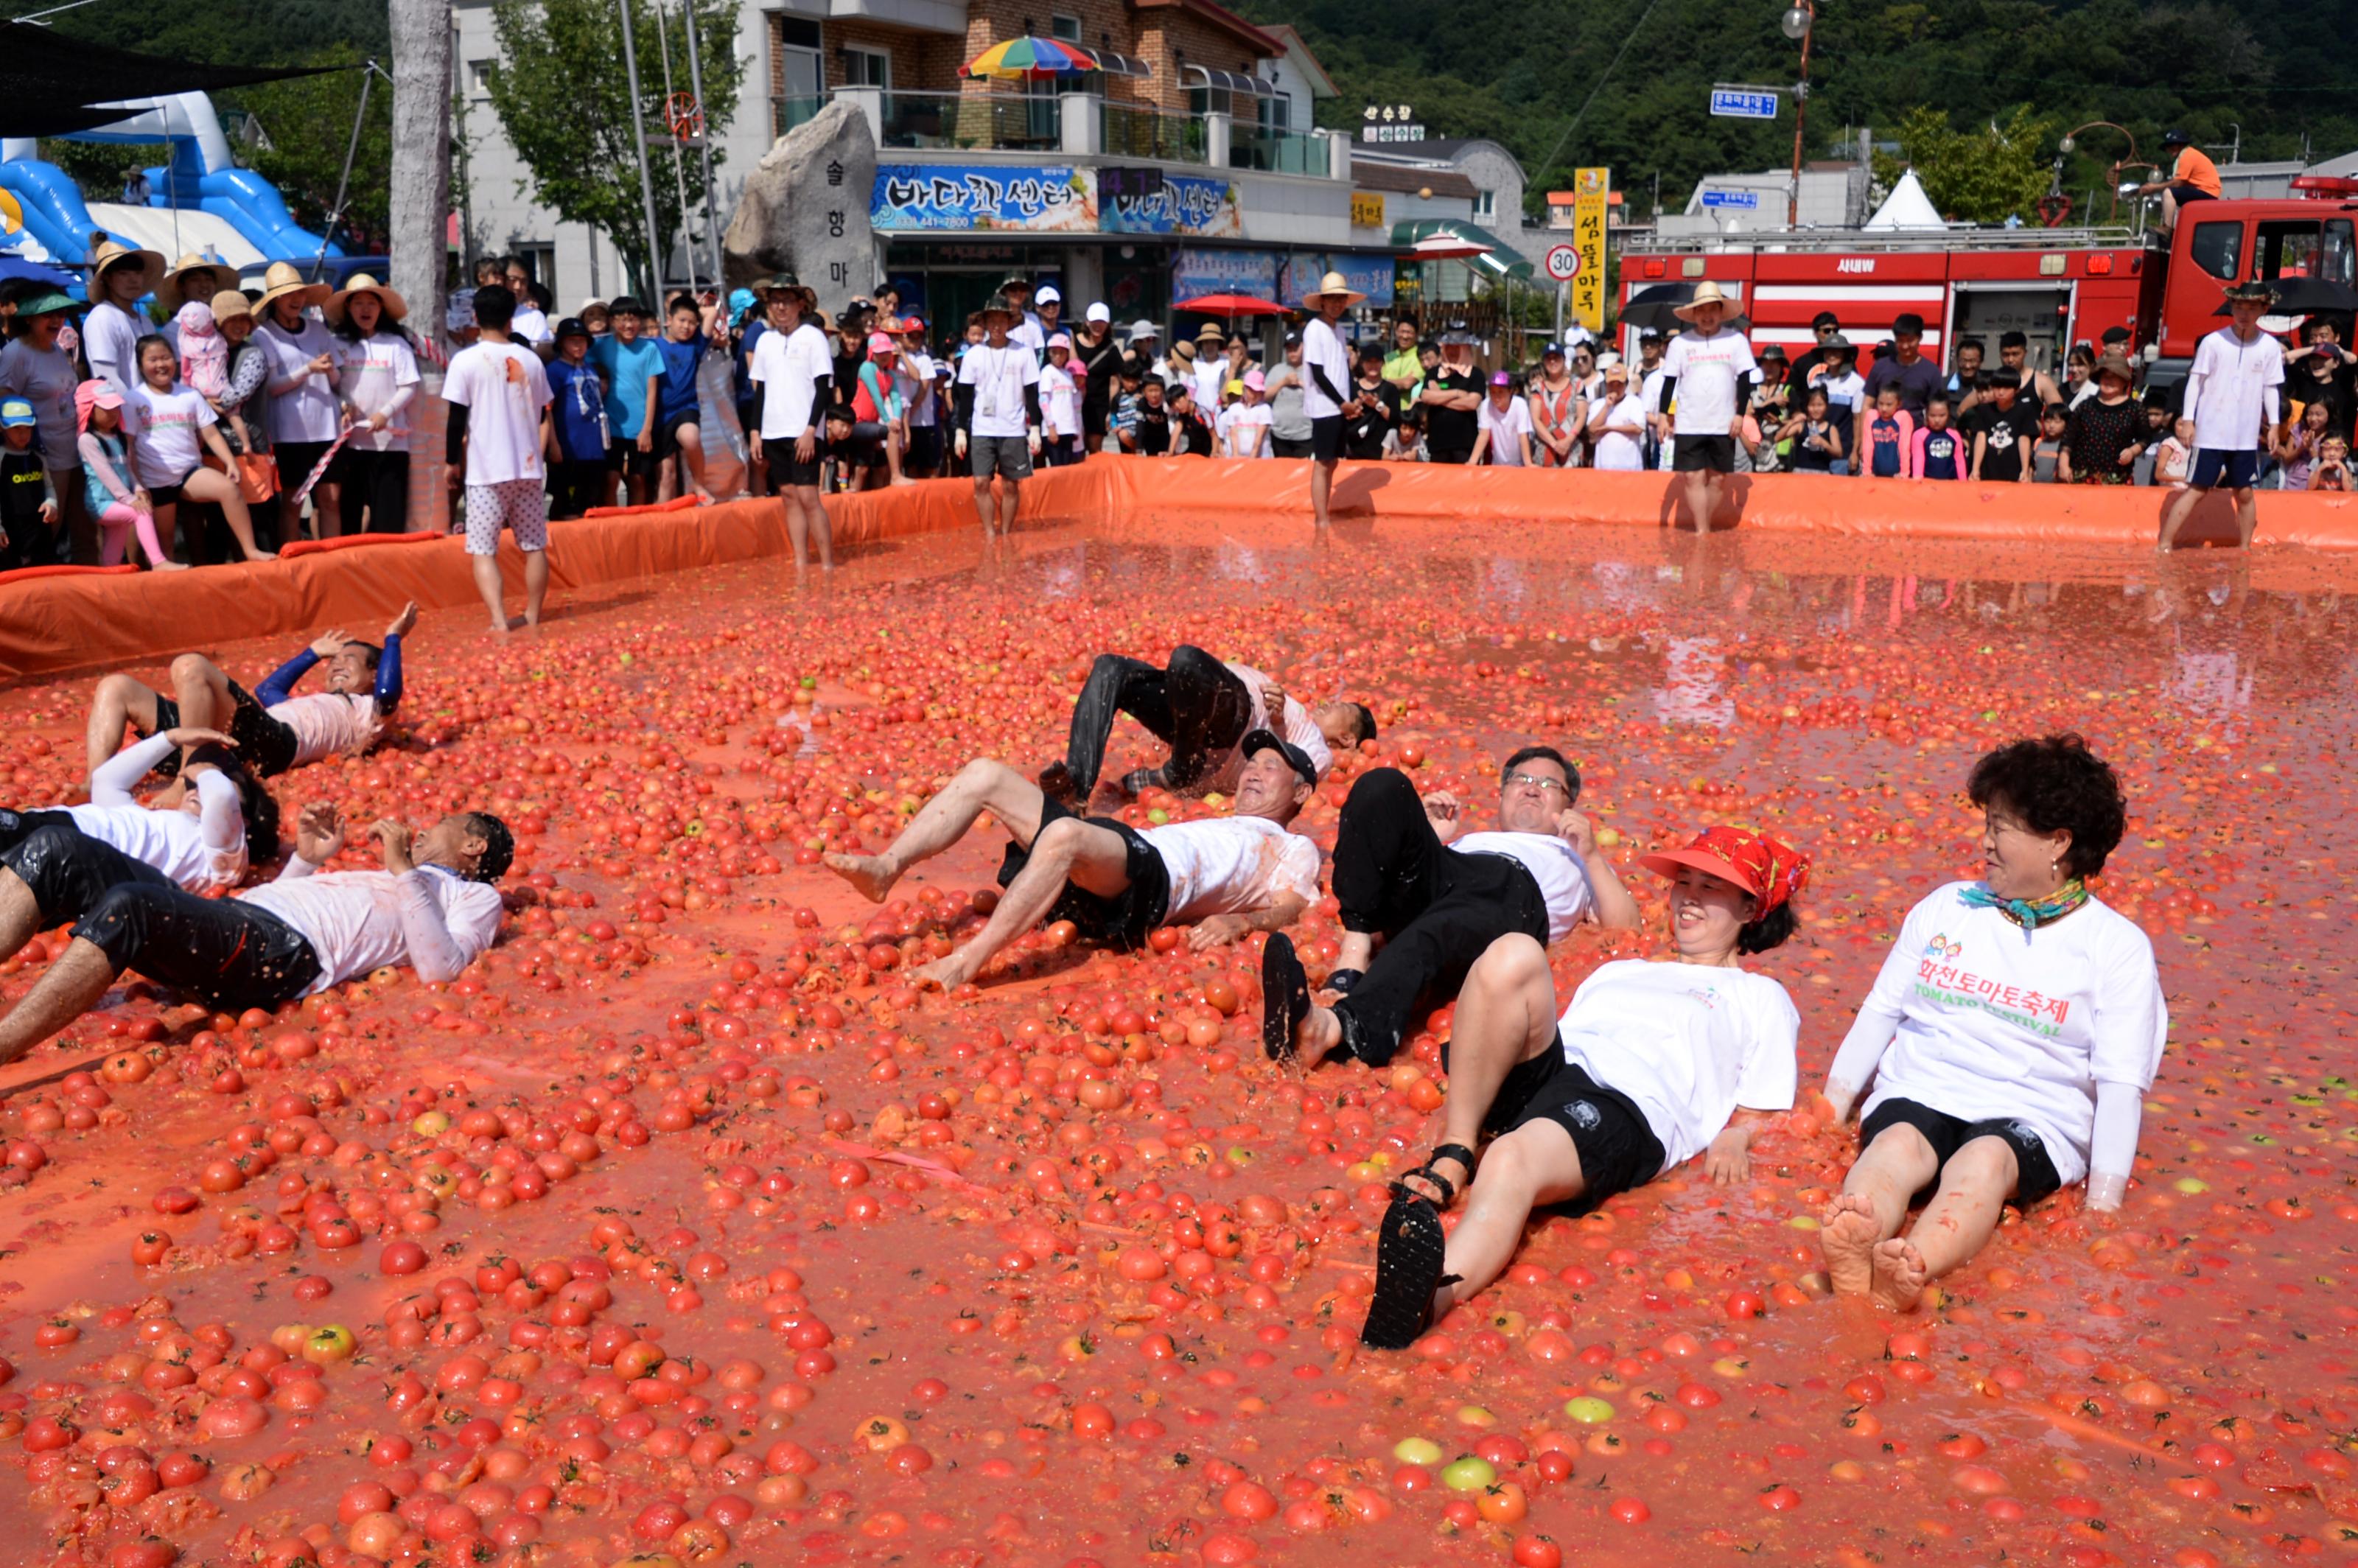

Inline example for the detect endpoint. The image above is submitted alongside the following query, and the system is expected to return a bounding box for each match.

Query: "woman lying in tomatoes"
[1362,825,1810,1350]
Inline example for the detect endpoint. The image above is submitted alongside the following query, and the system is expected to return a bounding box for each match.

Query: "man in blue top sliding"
[84,601,417,785]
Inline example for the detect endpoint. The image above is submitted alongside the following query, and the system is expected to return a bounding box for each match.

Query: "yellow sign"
[1351,191,1385,229]
[1571,166,1609,332]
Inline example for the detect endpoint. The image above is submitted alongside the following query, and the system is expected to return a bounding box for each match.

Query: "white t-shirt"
[959,343,1040,440]
[1556,959,1800,1171]
[1659,327,1757,436]
[1819,369,1867,430]
[1040,362,1080,438]
[750,322,832,440]
[1595,391,1646,470]
[1856,881,2166,1186]
[1455,830,1593,942]
[511,304,555,349]
[1228,662,1335,781]
[2186,326,2285,452]
[1301,318,1349,421]
[1477,396,1533,465]
[898,352,937,427]
[1192,357,1228,413]
[1008,318,1046,359]
[83,302,147,399]
[443,340,552,486]
[334,332,421,452]
[1218,402,1272,458]
[241,864,504,995]
[256,318,344,444]
[271,691,383,765]
[1143,816,1321,925]
[125,382,217,486]
[65,732,245,892]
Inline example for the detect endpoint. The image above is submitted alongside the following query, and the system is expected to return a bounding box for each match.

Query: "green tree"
[482,0,742,296]
[228,48,393,251]
[1872,105,2052,225]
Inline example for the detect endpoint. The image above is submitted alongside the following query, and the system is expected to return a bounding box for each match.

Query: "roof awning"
[1390,218,1533,280]
[1088,49,1152,78]
[1184,65,1280,97]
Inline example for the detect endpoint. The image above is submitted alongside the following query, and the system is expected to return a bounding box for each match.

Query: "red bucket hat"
[1640,825,1810,916]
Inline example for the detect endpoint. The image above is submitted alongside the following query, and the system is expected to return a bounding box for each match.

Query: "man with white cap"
[1074,303,1123,455]
[1301,270,1362,528]
[1654,281,1756,528]
[1032,285,1065,361]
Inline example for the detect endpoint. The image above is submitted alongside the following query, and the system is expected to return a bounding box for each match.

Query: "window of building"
[1050,13,1082,42]
[1259,92,1290,133]
[843,46,890,89]
[1474,188,1497,221]
[466,59,494,98]
[772,16,823,138]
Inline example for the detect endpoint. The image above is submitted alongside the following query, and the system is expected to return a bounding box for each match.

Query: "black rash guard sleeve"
[1309,364,1346,405]
[444,402,469,464]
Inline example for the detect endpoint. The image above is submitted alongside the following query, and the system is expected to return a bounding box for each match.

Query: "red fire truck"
[1615,176,2358,388]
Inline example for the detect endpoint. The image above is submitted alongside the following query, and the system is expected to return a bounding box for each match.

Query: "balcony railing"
[1099,101,1206,165]
[873,89,1061,153]
[772,94,822,140]
[1229,126,1329,178]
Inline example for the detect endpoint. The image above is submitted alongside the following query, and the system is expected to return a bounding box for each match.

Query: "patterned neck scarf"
[1960,878,2089,935]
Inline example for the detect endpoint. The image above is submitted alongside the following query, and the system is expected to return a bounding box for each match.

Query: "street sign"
[1701,189,1761,211]
[1544,244,1581,281]
[1570,167,1608,332]
[1709,86,1780,119]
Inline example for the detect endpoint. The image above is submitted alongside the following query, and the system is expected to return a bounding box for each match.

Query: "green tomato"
[2175,1177,2209,1194]
[1561,1396,1616,1425]
[411,1110,451,1137]
[1393,1436,1444,1466]
[1440,1455,1497,1491]
[1147,808,1170,825]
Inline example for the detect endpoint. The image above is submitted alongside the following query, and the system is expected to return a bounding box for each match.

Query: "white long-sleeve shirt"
[239,858,502,995]
[64,732,246,890]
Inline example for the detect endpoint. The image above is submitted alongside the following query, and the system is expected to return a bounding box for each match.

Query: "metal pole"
[615,0,665,297]
[1786,2,1813,228]
[679,0,724,287]
[315,62,380,281]
[651,0,696,292]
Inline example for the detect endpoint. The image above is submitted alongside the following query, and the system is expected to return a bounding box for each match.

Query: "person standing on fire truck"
[2157,280,2283,553]
[2136,130,2222,236]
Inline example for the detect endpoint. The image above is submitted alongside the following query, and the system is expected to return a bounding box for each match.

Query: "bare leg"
[1311,458,1334,529]
[183,470,273,561]
[911,816,1131,990]
[972,477,996,536]
[2157,484,2203,551]
[676,424,710,500]
[782,491,809,570]
[997,480,1021,536]
[2231,484,2258,549]
[1873,1135,2016,1310]
[0,938,119,1067]
[0,870,41,962]
[1821,1123,1939,1297]
[168,654,235,747]
[809,491,833,570]
[1424,935,1560,1185]
[1679,470,1713,531]
[85,674,164,774]
[1435,1119,1587,1314]
[470,552,511,634]
[519,548,550,627]
[825,758,1046,902]
[886,427,911,486]
[312,481,342,541]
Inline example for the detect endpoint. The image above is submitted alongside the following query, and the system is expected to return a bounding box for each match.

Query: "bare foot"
[150,559,191,573]
[1295,1005,1346,1068]
[823,852,898,903]
[242,549,279,562]
[910,954,972,991]
[486,620,511,637]
[1819,1194,1883,1298]
[1869,1236,1931,1312]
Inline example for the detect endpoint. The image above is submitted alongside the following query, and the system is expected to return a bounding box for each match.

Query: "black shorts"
[151,679,299,778]
[996,796,1171,952]
[1861,1096,2064,1209]
[906,426,944,472]
[1270,435,1315,459]
[72,881,321,1009]
[147,467,204,508]
[1309,416,1343,463]
[2189,447,2261,489]
[1427,446,1472,466]
[1082,402,1109,439]
[607,434,662,480]
[657,408,700,456]
[1486,1047,1666,1211]
[1673,435,1738,472]
[0,819,175,927]
[2176,187,2214,205]
[275,441,335,498]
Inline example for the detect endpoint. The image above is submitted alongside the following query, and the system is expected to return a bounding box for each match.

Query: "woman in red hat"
[1361,825,1809,1350]
[1818,734,2163,1312]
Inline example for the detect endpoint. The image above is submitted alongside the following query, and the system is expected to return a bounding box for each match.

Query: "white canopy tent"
[1865,169,1948,231]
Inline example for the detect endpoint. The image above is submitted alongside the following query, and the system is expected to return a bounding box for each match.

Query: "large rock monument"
[723,99,878,316]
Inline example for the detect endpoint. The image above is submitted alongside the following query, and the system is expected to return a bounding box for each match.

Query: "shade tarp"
[1388,218,1533,279]
[0,24,346,139]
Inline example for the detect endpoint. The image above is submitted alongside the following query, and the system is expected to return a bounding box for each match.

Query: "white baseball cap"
[1037,284,1062,304]
[1085,301,1110,324]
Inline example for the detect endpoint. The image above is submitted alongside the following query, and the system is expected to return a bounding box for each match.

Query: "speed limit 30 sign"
[1544,244,1581,281]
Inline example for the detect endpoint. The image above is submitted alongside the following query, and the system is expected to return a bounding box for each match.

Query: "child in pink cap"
[76,379,180,570]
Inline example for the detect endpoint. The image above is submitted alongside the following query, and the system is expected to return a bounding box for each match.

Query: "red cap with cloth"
[1640,826,1810,915]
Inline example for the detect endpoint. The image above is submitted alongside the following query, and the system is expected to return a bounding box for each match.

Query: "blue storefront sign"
[1172,248,1281,298]
[1101,172,1245,238]
[1278,254,1396,309]
[872,164,1098,233]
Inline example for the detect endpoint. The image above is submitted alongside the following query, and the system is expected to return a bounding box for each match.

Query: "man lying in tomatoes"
[0,802,509,1068]
[827,730,1322,991]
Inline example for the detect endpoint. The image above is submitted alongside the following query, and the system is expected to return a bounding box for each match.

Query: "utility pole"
[388,0,452,523]
[616,0,666,297]
[679,0,725,286]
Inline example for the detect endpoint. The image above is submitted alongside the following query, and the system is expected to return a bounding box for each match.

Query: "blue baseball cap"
[0,399,35,429]
[727,287,758,323]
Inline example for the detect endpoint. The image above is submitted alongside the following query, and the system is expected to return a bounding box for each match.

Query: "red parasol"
[1173,294,1290,316]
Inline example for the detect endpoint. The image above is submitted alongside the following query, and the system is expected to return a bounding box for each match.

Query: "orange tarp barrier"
[6,455,2354,678]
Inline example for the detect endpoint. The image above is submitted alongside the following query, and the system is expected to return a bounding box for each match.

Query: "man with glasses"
[1262,745,1640,1082]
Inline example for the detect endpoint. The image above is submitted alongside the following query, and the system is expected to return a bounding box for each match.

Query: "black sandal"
[1392,1142,1476,1208]
[1262,934,1309,1062]
[1362,1191,1458,1350]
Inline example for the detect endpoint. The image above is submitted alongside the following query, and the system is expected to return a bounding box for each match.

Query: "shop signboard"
[1172,248,1280,299]
[1100,170,1244,237]
[1277,254,1396,309]
[871,165,1098,232]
